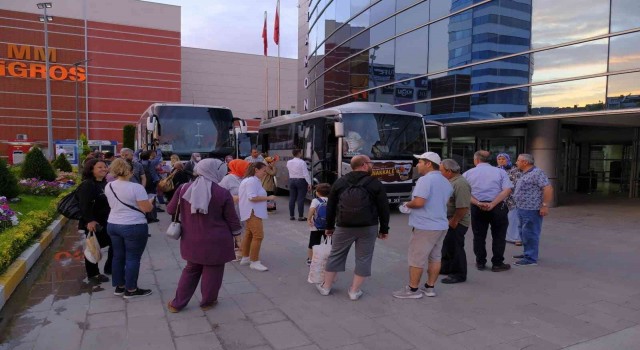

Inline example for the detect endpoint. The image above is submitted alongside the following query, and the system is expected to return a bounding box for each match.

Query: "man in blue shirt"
[393,152,453,299]
[512,154,553,266]
[462,150,512,272]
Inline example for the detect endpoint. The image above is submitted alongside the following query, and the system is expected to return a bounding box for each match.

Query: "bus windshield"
[156,106,233,156]
[342,113,425,160]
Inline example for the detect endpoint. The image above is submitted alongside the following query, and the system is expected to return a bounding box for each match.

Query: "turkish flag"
[273,0,280,45]
[262,12,268,56]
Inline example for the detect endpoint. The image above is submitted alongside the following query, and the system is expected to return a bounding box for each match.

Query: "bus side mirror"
[334,122,344,138]
[147,115,157,132]
[439,126,447,140]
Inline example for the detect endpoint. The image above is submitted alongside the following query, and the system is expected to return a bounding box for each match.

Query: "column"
[527,119,559,207]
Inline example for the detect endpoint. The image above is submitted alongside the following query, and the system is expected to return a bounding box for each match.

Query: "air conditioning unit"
[15,134,28,141]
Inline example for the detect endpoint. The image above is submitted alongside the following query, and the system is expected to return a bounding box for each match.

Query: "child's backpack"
[313,198,328,230]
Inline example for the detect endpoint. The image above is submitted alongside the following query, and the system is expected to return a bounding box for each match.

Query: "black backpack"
[337,176,376,227]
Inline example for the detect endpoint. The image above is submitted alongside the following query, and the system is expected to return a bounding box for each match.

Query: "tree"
[52,154,73,172]
[123,125,135,150]
[0,159,20,199]
[79,133,92,166]
[20,147,57,181]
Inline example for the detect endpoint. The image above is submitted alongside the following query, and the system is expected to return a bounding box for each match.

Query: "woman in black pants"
[77,159,113,283]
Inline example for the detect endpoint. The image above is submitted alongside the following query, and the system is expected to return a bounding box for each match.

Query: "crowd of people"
[76,146,551,309]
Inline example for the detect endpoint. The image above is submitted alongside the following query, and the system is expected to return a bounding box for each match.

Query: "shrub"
[0,196,20,232]
[52,153,73,172]
[0,190,68,273]
[123,124,135,150]
[0,159,20,199]
[18,178,64,196]
[20,147,56,181]
[78,133,92,172]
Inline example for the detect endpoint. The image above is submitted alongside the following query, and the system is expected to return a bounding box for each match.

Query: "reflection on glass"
[396,0,423,13]
[532,0,609,48]
[532,39,608,83]
[351,9,370,36]
[396,0,429,33]
[335,0,350,23]
[428,20,449,74]
[530,77,606,114]
[611,0,640,32]
[395,28,428,76]
[342,113,426,160]
[430,0,450,20]
[609,32,640,72]
[351,0,372,17]
[370,0,396,25]
[607,73,640,110]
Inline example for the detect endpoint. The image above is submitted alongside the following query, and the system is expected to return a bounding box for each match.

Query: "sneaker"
[239,257,250,266]
[315,282,331,296]
[290,217,296,221]
[441,276,465,284]
[306,258,312,266]
[124,288,152,299]
[491,263,511,272]
[88,274,109,284]
[476,263,486,271]
[419,285,437,297]
[297,217,307,221]
[348,289,363,301]
[514,259,538,266]
[513,254,525,259]
[114,286,125,296]
[250,261,269,271]
[392,285,423,299]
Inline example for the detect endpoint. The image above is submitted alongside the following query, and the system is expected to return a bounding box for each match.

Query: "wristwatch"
[541,203,548,207]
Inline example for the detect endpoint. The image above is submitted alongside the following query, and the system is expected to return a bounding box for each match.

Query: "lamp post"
[369,46,379,102]
[72,58,91,142]
[37,2,53,160]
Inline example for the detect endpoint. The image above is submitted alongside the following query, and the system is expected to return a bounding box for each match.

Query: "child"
[306,183,331,265]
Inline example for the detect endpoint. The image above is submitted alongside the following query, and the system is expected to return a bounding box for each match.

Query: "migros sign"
[0,44,86,82]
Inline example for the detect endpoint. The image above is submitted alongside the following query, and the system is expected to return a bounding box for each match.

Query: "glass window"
[609,32,640,72]
[430,0,450,20]
[532,39,608,83]
[395,27,428,76]
[351,8,370,35]
[351,0,372,17]
[428,20,449,74]
[611,0,640,32]
[607,72,640,110]
[532,0,609,48]
[370,0,396,25]
[397,0,423,12]
[470,88,529,118]
[396,0,429,33]
[270,125,297,150]
[335,0,350,23]
[530,77,606,115]
[369,16,396,46]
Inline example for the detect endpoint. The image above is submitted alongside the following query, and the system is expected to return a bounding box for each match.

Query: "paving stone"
[88,297,125,314]
[174,332,222,350]
[232,292,276,314]
[224,281,258,295]
[126,314,174,350]
[204,298,247,325]
[80,326,127,350]
[126,297,166,318]
[257,321,311,349]
[170,316,211,337]
[586,300,640,323]
[87,311,126,329]
[564,325,640,350]
[248,309,288,325]
[485,335,561,350]
[575,310,637,332]
[215,319,268,350]
[33,317,83,350]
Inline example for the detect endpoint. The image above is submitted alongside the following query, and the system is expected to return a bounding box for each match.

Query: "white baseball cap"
[413,151,441,165]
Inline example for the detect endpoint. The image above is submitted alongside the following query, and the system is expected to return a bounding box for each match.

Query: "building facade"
[298,0,640,201]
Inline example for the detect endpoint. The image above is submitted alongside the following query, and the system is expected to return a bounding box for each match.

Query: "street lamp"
[72,59,91,142]
[37,2,53,160]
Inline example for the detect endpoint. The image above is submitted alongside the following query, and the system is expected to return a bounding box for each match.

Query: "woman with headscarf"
[219,159,250,259]
[183,152,201,180]
[262,156,278,212]
[166,158,242,313]
[497,153,523,246]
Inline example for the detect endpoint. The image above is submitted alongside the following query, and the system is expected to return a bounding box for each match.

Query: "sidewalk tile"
[248,309,288,325]
[232,292,275,314]
[223,281,258,295]
[89,297,125,314]
[80,326,127,350]
[170,316,211,337]
[87,311,125,329]
[215,319,268,350]
[359,331,414,350]
[204,299,247,325]
[257,321,311,349]
[174,332,222,350]
[126,297,166,318]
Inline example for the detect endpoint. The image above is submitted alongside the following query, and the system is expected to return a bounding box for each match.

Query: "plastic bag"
[84,231,102,264]
[307,237,332,284]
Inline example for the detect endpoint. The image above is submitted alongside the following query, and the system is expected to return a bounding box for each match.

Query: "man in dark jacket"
[315,155,389,301]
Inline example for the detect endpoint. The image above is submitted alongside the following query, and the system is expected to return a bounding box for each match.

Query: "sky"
[146,0,299,58]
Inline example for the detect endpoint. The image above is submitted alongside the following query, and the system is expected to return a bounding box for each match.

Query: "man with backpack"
[315,155,390,301]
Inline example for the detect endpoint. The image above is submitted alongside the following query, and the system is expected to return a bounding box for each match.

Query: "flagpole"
[264,11,268,120]
[276,0,281,117]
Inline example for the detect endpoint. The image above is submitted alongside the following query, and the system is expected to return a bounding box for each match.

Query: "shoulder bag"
[57,188,83,220]
[166,184,185,240]
[108,183,144,215]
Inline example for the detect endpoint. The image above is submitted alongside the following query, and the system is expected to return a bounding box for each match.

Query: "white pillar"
[527,119,559,207]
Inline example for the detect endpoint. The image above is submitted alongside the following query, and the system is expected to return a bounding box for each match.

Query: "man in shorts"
[393,152,452,299]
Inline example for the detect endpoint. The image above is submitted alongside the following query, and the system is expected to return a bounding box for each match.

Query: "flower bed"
[18,178,68,196]
[0,197,20,232]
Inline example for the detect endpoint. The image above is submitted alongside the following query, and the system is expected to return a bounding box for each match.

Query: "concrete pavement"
[1,196,639,349]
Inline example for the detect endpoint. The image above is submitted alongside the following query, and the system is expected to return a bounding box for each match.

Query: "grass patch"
[11,195,55,215]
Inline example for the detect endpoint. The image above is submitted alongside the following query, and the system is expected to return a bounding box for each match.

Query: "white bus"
[258,102,442,203]
[137,103,246,160]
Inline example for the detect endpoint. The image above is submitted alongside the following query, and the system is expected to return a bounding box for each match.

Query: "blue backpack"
[313,198,328,230]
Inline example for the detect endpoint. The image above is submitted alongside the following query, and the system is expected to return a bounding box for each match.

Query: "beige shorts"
[408,228,447,267]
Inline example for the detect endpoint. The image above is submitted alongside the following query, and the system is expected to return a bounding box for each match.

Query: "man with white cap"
[393,152,453,299]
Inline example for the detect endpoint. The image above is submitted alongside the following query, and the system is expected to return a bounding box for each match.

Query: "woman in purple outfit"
[166,158,242,312]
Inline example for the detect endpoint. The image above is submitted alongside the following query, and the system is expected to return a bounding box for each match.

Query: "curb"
[0,216,69,311]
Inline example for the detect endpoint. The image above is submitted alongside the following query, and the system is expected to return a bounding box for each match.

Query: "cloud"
[148,0,299,58]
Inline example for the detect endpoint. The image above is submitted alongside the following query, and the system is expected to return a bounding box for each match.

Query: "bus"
[137,103,246,160]
[234,130,259,159]
[258,102,441,203]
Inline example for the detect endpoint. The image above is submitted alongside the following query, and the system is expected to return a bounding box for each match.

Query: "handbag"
[57,188,83,220]
[158,171,176,192]
[166,184,185,240]
[307,237,332,284]
[84,231,102,264]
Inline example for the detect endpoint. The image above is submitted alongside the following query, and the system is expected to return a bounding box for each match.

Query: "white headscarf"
[182,158,227,214]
